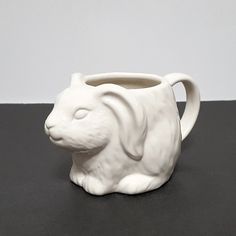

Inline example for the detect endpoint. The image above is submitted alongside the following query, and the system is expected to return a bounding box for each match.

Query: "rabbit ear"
[98,85,147,161]
[70,73,84,87]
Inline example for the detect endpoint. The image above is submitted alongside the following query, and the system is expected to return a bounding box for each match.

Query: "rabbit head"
[44,73,112,154]
[45,73,147,160]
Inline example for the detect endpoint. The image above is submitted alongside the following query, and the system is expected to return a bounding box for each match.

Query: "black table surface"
[0,101,235,236]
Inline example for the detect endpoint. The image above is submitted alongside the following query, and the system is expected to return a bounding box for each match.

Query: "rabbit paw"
[69,164,85,186]
[82,176,110,195]
[69,165,110,195]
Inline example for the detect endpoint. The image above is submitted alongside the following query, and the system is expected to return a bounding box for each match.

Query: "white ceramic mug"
[45,72,200,195]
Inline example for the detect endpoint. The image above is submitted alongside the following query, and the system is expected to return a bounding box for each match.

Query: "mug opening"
[85,75,161,89]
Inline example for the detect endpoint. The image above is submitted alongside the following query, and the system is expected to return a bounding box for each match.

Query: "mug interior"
[85,76,161,89]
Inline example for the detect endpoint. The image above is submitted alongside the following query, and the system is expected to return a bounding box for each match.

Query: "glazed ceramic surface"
[45,72,200,195]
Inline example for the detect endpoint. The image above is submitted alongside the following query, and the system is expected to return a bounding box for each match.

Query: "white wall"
[0,0,235,103]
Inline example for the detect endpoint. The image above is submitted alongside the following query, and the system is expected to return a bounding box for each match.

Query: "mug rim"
[83,72,165,90]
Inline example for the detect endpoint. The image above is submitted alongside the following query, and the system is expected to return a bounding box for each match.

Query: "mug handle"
[164,73,200,141]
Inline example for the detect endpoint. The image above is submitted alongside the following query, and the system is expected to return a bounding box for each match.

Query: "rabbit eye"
[74,108,89,120]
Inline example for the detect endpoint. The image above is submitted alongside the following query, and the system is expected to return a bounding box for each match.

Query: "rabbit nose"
[45,117,59,129]
[45,114,64,129]
[45,122,54,129]
[45,117,57,129]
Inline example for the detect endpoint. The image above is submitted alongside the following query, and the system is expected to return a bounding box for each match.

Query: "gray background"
[0,0,235,103]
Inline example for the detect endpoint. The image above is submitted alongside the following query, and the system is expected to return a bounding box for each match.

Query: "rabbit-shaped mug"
[45,72,200,195]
